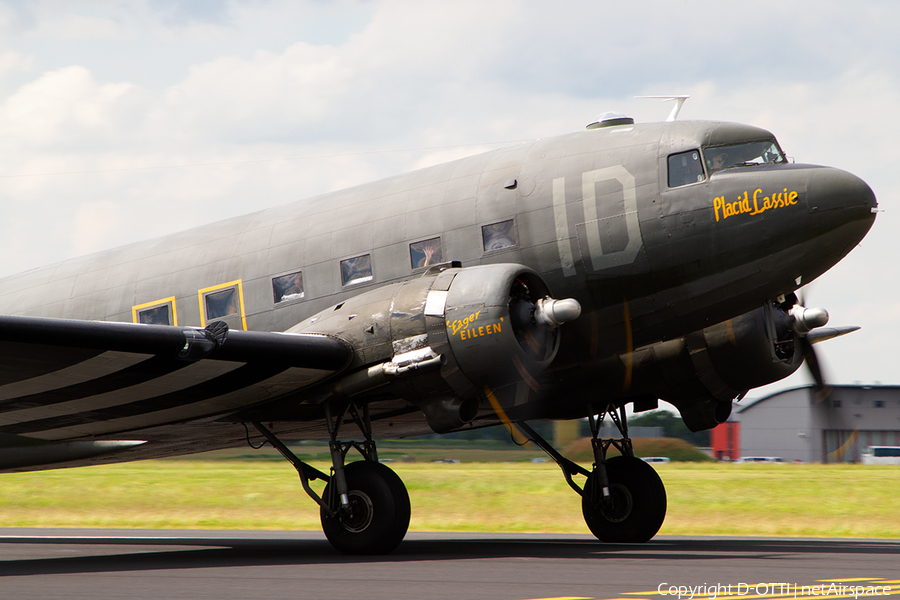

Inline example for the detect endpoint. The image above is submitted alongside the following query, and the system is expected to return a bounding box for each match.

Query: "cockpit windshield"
[704,140,785,174]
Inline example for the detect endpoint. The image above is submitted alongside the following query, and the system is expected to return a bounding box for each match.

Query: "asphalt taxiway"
[0,530,897,600]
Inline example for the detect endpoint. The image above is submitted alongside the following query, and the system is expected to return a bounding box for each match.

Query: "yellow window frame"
[132,297,178,326]
[197,279,248,331]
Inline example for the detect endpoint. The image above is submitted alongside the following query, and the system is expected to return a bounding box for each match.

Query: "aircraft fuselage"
[0,119,877,452]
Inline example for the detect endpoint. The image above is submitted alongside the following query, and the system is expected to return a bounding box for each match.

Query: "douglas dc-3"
[0,107,877,554]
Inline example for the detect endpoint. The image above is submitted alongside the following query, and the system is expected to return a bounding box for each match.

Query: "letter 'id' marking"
[553,165,643,276]
[582,166,642,270]
[552,177,577,277]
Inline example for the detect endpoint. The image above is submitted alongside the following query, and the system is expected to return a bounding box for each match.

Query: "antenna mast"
[636,95,690,121]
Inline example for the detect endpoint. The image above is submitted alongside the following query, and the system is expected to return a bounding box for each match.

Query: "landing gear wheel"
[582,455,666,543]
[321,461,411,555]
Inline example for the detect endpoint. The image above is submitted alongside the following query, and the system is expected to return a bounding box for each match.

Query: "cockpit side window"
[667,150,706,188]
[705,140,785,174]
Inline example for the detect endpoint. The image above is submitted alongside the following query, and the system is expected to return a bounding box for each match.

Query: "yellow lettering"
[750,189,763,215]
[716,186,799,222]
[478,326,485,337]
[493,323,502,333]
[460,329,466,341]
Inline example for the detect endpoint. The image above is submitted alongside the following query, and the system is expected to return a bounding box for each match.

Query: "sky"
[0,0,896,401]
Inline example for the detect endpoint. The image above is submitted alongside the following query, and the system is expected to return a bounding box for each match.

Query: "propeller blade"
[807,325,860,345]
[791,288,847,403]
[801,337,832,403]
[623,298,633,392]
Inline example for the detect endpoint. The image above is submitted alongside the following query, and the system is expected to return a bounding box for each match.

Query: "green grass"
[660,463,900,538]
[0,460,897,538]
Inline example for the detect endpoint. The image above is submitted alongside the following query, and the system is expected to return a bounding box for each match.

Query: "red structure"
[710,421,740,461]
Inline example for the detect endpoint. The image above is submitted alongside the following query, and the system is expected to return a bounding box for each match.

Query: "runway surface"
[0,529,897,600]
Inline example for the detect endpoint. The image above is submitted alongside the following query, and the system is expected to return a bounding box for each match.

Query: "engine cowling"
[290,263,580,432]
[612,298,812,431]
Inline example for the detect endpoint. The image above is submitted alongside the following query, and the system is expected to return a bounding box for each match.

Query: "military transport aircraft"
[0,110,877,554]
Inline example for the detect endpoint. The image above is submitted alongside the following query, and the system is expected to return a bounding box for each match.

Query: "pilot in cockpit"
[708,151,729,173]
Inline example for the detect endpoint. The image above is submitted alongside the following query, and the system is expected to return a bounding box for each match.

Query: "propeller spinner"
[790,293,859,403]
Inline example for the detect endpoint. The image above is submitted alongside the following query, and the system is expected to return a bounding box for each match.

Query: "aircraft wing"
[0,315,352,469]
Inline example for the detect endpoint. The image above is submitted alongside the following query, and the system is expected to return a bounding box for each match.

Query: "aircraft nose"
[804,166,877,258]
[808,167,878,220]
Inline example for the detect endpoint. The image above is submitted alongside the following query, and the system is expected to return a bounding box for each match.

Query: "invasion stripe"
[0,343,103,387]
[0,355,193,414]
[0,362,291,435]
[0,351,148,401]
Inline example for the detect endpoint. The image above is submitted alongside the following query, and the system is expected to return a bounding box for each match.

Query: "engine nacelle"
[617,301,805,431]
[290,263,580,432]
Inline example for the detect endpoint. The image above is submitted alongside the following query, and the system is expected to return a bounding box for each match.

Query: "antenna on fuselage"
[636,95,690,121]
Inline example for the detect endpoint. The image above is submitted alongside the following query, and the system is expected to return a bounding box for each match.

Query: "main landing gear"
[518,402,666,543]
[252,400,663,553]
[252,401,410,555]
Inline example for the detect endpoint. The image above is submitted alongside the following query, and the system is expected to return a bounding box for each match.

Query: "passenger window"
[341,254,373,286]
[273,271,304,303]
[668,150,706,187]
[138,304,171,325]
[410,237,443,269]
[198,280,247,329]
[482,220,516,252]
[132,297,177,326]
[205,287,239,320]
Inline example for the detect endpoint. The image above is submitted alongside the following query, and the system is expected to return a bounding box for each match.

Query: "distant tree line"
[414,410,709,447]
[628,410,710,447]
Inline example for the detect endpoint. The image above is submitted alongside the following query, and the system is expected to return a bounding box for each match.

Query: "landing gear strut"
[252,401,410,555]
[518,402,666,543]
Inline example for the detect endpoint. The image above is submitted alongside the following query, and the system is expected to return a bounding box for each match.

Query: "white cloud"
[0,50,32,76]
[0,65,138,149]
[71,199,123,255]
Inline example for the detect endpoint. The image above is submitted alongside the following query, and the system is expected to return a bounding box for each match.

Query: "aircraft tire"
[582,455,667,543]
[320,461,411,555]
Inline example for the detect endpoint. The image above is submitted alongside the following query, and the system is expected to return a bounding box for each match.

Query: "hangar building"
[729,385,900,463]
